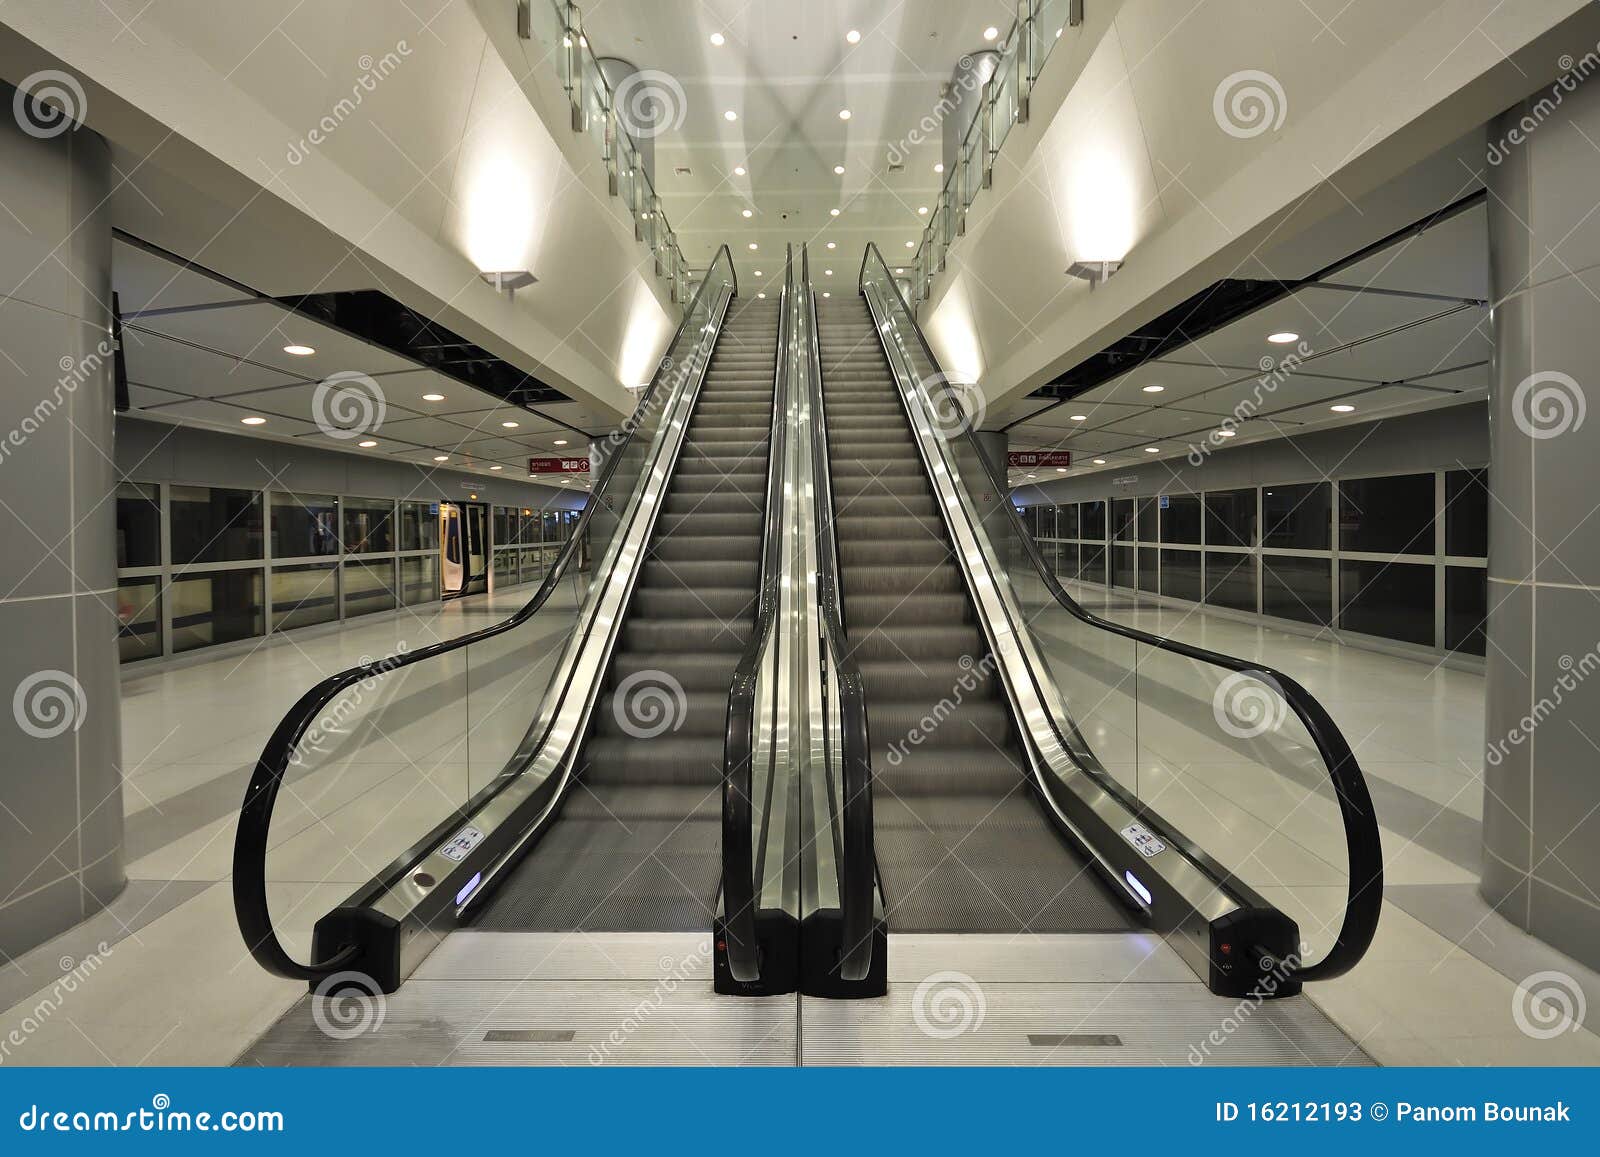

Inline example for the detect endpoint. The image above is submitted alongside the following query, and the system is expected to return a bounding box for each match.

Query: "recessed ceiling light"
[490,464,503,471]
[934,162,945,173]
[983,26,1000,41]
[825,269,833,276]
[554,439,569,446]
[1144,446,1160,453]
[501,420,520,428]
[1330,404,1356,413]
[1267,331,1299,344]
[905,240,915,248]
[1092,458,1106,465]
[830,208,841,217]
[834,164,845,175]
[748,242,758,250]
[757,292,767,299]
[1069,414,1087,421]
[826,241,836,250]
[433,455,449,462]
[724,110,738,122]
[709,31,725,46]
[754,269,763,276]
[846,29,861,44]
[823,291,832,298]
[240,416,266,425]
[918,205,929,215]
[741,208,753,218]
[1216,429,1236,438]
[733,165,746,176]
[838,109,852,120]
[422,392,445,401]
[282,344,315,356]
[1141,384,1165,393]
[1056,467,1068,473]
[358,439,378,448]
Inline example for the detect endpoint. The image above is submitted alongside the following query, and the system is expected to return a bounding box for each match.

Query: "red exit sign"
[1008,450,1071,468]
[528,456,590,474]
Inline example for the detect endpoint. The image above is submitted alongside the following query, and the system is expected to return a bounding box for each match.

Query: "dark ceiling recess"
[1008,189,1488,430]
[1018,277,1294,405]
[275,289,573,412]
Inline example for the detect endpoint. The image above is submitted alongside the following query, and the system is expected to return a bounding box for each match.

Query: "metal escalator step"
[579,738,725,786]
[844,592,972,629]
[623,616,750,654]
[591,689,735,738]
[628,586,755,621]
[847,624,988,661]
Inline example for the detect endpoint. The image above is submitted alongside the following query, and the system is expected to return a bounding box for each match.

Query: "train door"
[440,503,465,595]
[463,503,488,594]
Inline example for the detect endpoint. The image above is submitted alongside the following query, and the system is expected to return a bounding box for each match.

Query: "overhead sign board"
[528,456,590,474]
[1008,450,1072,468]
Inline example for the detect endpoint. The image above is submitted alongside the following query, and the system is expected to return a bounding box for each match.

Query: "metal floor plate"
[234,932,1369,1066]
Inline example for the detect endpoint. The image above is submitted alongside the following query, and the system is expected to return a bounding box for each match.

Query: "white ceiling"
[114,240,604,490]
[578,0,1020,292]
[1003,200,1492,486]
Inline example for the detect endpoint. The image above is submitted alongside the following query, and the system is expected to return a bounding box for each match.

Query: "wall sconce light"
[480,270,538,296]
[1066,260,1122,289]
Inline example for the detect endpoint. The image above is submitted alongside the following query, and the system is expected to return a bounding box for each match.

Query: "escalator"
[232,246,796,996]
[817,296,1135,934]
[469,298,780,932]
[801,245,1385,999]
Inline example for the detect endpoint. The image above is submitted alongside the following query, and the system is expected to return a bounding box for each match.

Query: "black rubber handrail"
[720,246,793,983]
[858,243,1381,982]
[233,247,739,982]
[806,245,875,981]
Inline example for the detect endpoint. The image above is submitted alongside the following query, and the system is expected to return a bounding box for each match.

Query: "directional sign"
[528,456,590,474]
[1008,450,1071,468]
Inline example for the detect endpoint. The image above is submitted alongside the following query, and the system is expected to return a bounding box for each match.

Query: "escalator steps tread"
[472,298,779,934]
[818,294,1137,936]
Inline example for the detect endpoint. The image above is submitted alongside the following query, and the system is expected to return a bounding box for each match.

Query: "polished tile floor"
[0,581,1596,1065]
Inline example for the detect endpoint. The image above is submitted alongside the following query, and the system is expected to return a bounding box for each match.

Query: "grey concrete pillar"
[1482,83,1600,968]
[0,88,124,957]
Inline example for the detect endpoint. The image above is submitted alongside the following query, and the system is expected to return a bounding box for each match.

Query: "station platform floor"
[1,585,1597,1066]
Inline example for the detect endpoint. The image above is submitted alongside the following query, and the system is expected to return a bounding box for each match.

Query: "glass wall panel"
[1137,547,1159,594]
[1058,502,1079,539]
[170,486,264,564]
[1081,500,1106,541]
[1339,560,1434,645]
[271,492,339,559]
[1160,493,1202,543]
[1261,482,1331,550]
[494,506,514,546]
[1340,473,1433,554]
[1111,498,1135,541]
[1080,543,1106,584]
[493,550,518,587]
[116,577,161,662]
[543,511,560,542]
[400,501,440,553]
[1445,566,1488,655]
[1204,488,1255,547]
[519,547,540,581]
[1136,498,1158,542]
[343,497,395,554]
[116,482,161,568]
[401,555,438,606]
[1161,549,1203,602]
[1055,541,1078,581]
[1205,551,1257,612]
[343,558,397,617]
[1445,468,1489,558]
[272,563,339,632]
[1263,554,1332,626]
[1111,544,1134,588]
[172,568,264,652]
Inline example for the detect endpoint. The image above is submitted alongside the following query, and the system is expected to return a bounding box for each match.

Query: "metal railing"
[911,0,1084,308]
